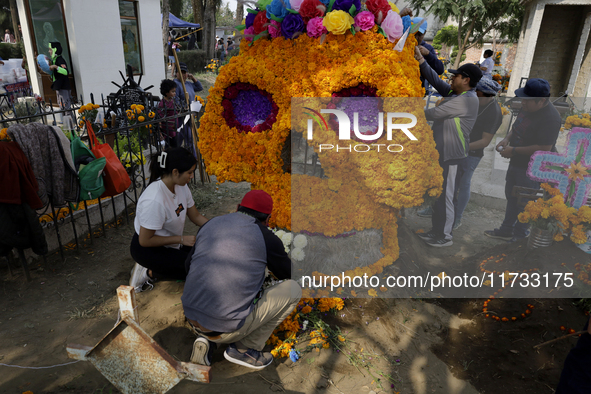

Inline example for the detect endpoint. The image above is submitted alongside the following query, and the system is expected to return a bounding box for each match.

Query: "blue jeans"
[455,155,481,224]
[499,164,540,238]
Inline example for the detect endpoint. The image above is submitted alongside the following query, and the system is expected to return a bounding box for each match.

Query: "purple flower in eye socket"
[231,90,273,127]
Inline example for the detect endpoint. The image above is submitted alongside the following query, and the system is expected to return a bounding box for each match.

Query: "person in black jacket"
[48,41,71,111]
[182,190,302,369]
[556,316,591,393]
[412,18,444,94]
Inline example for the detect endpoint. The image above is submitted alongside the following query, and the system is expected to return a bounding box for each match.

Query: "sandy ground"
[1,182,589,394]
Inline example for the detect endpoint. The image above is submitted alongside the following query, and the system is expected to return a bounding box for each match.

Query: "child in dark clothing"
[157,79,180,148]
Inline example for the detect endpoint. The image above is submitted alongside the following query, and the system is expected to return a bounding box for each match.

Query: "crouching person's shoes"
[224,343,273,370]
[129,263,152,293]
[190,336,217,366]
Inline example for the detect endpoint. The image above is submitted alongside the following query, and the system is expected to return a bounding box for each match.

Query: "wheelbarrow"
[67,285,210,393]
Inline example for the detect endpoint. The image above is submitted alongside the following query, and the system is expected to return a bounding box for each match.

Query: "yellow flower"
[148,111,155,119]
[389,1,399,12]
[322,10,354,35]
[565,161,589,181]
[138,116,145,122]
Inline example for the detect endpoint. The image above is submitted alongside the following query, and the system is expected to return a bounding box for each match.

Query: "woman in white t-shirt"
[480,49,495,79]
[129,147,208,291]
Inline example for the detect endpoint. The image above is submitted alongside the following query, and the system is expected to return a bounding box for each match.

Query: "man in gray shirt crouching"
[182,190,301,369]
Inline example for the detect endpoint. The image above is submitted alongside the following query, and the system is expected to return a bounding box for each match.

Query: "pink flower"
[354,11,375,31]
[290,0,305,11]
[381,10,403,43]
[243,26,256,41]
[307,17,327,38]
[269,20,282,38]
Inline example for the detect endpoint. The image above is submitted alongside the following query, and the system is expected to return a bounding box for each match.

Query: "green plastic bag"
[70,128,106,204]
[78,157,106,200]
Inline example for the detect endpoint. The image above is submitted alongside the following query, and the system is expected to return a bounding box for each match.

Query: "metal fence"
[1,93,205,279]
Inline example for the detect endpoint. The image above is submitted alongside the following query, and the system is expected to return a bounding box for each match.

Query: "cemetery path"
[0,185,588,394]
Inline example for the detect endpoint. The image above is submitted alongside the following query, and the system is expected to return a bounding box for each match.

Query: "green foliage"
[170,0,183,18]
[225,47,240,63]
[216,1,236,27]
[177,49,208,73]
[408,0,524,51]
[115,131,144,169]
[0,42,21,59]
[450,48,466,65]
[433,25,458,48]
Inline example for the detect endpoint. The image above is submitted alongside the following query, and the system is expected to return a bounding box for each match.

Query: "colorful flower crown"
[238,0,416,44]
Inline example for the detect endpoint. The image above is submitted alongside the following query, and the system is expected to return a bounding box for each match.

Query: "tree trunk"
[453,47,465,69]
[236,1,244,24]
[492,30,497,55]
[203,0,217,60]
[9,0,20,43]
[192,0,204,24]
[162,0,170,62]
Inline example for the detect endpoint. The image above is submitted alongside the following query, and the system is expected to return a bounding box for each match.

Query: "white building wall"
[17,0,165,103]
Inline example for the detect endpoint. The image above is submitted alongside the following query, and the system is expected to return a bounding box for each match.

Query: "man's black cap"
[448,63,482,85]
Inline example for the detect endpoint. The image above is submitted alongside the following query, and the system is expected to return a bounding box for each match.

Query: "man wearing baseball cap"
[414,48,481,247]
[454,78,503,229]
[182,190,301,369]
[485,78,562,241]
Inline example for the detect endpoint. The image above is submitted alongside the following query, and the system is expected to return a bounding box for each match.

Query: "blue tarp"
[163,13,200,29]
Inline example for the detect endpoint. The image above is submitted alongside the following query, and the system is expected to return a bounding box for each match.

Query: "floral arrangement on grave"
[564,113,591,131]
[78,103,106,129]
[527,128,591,209]
[197,0,443,356]
[517,183,574,238]
[198,0,442,267]
[126,104,155,139]
[205,58,222,74]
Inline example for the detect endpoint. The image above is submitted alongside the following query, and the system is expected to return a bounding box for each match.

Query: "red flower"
[253,11,269,34]
[349,87,361,96]
[366,0,390,24]
[299,0,325,23]
[224,86,239,99]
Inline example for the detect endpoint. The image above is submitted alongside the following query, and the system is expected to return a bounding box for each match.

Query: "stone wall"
[573,13,591,98]
[529,5,589,97]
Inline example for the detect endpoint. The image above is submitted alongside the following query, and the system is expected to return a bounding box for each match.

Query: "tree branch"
[464,0,516,50]
[457,9,465,50]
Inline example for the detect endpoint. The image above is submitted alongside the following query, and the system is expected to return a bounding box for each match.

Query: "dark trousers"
[556,320,591,393]
[129,232,191,280]
[499,164,540,238]
[432,159,463,240]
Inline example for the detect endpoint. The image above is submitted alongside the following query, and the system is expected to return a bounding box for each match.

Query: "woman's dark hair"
[484,49,494,57]
[237,205,270,223]
[160,79,177,97]
[148,147,197,184]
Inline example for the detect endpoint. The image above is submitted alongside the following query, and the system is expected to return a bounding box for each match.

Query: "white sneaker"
[129,263,151,293]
